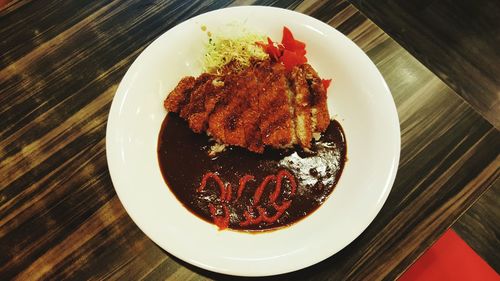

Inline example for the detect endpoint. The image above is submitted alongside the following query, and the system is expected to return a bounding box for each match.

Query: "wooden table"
[1,0,498,280]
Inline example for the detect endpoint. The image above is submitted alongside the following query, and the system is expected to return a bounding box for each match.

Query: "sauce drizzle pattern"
[197,171,297,229]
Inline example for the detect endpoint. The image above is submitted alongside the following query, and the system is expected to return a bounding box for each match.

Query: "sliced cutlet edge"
[301,64,330,133]
[240,71,264,153]
[221,76,250,148]
[289,66,313,148]
[164,76,195,113]
[285,78,297,145]
[258,63,294,148]
[206,103,226,144]
[206,74,245,148]
[179,74,218,133]
[179,73,212,118]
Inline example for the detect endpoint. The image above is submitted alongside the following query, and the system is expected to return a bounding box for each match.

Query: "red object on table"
[0,0,12,10]
[399,229,499,281]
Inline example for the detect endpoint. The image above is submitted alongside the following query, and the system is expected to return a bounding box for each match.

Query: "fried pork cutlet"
[164,58,329,153]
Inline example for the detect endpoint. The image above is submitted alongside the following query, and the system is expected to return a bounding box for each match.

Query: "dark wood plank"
[348,0,500,128]
[0,0,498,280]
[453,179,500,273]
[346,0,500,272]
[0,0,114,70]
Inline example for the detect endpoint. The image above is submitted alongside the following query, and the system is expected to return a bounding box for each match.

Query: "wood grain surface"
[454,178,500,272]
[1,0,498,280]
[349,0,500,129]
[348,0,500,272]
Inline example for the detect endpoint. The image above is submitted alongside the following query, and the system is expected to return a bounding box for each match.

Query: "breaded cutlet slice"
[207,75,247,148]
[300,64,330,133]
[258,62,295,148]
[208,61,294,153]
[288,66,314,148]
[239,71,265,153]
[178,74,219,133]
[164,76,195,113]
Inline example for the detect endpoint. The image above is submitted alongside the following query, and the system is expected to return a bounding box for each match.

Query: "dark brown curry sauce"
[158,113,346,231]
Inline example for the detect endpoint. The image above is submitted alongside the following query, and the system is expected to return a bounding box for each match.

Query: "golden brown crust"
[258,62,294,147]
[164,76,195,113]
[163,59,330,153]
[300,64,330,132]
[289,65,313,148]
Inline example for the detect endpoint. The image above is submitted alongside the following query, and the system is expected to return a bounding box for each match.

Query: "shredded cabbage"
[203,32,268,74]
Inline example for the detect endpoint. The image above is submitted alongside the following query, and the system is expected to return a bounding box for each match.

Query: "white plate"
[106,6,400,277]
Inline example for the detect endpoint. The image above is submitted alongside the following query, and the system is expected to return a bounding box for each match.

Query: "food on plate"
[164,27,331,153]
[202,28,267,74]
[164,58,329,153]
[158,26,346,231]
